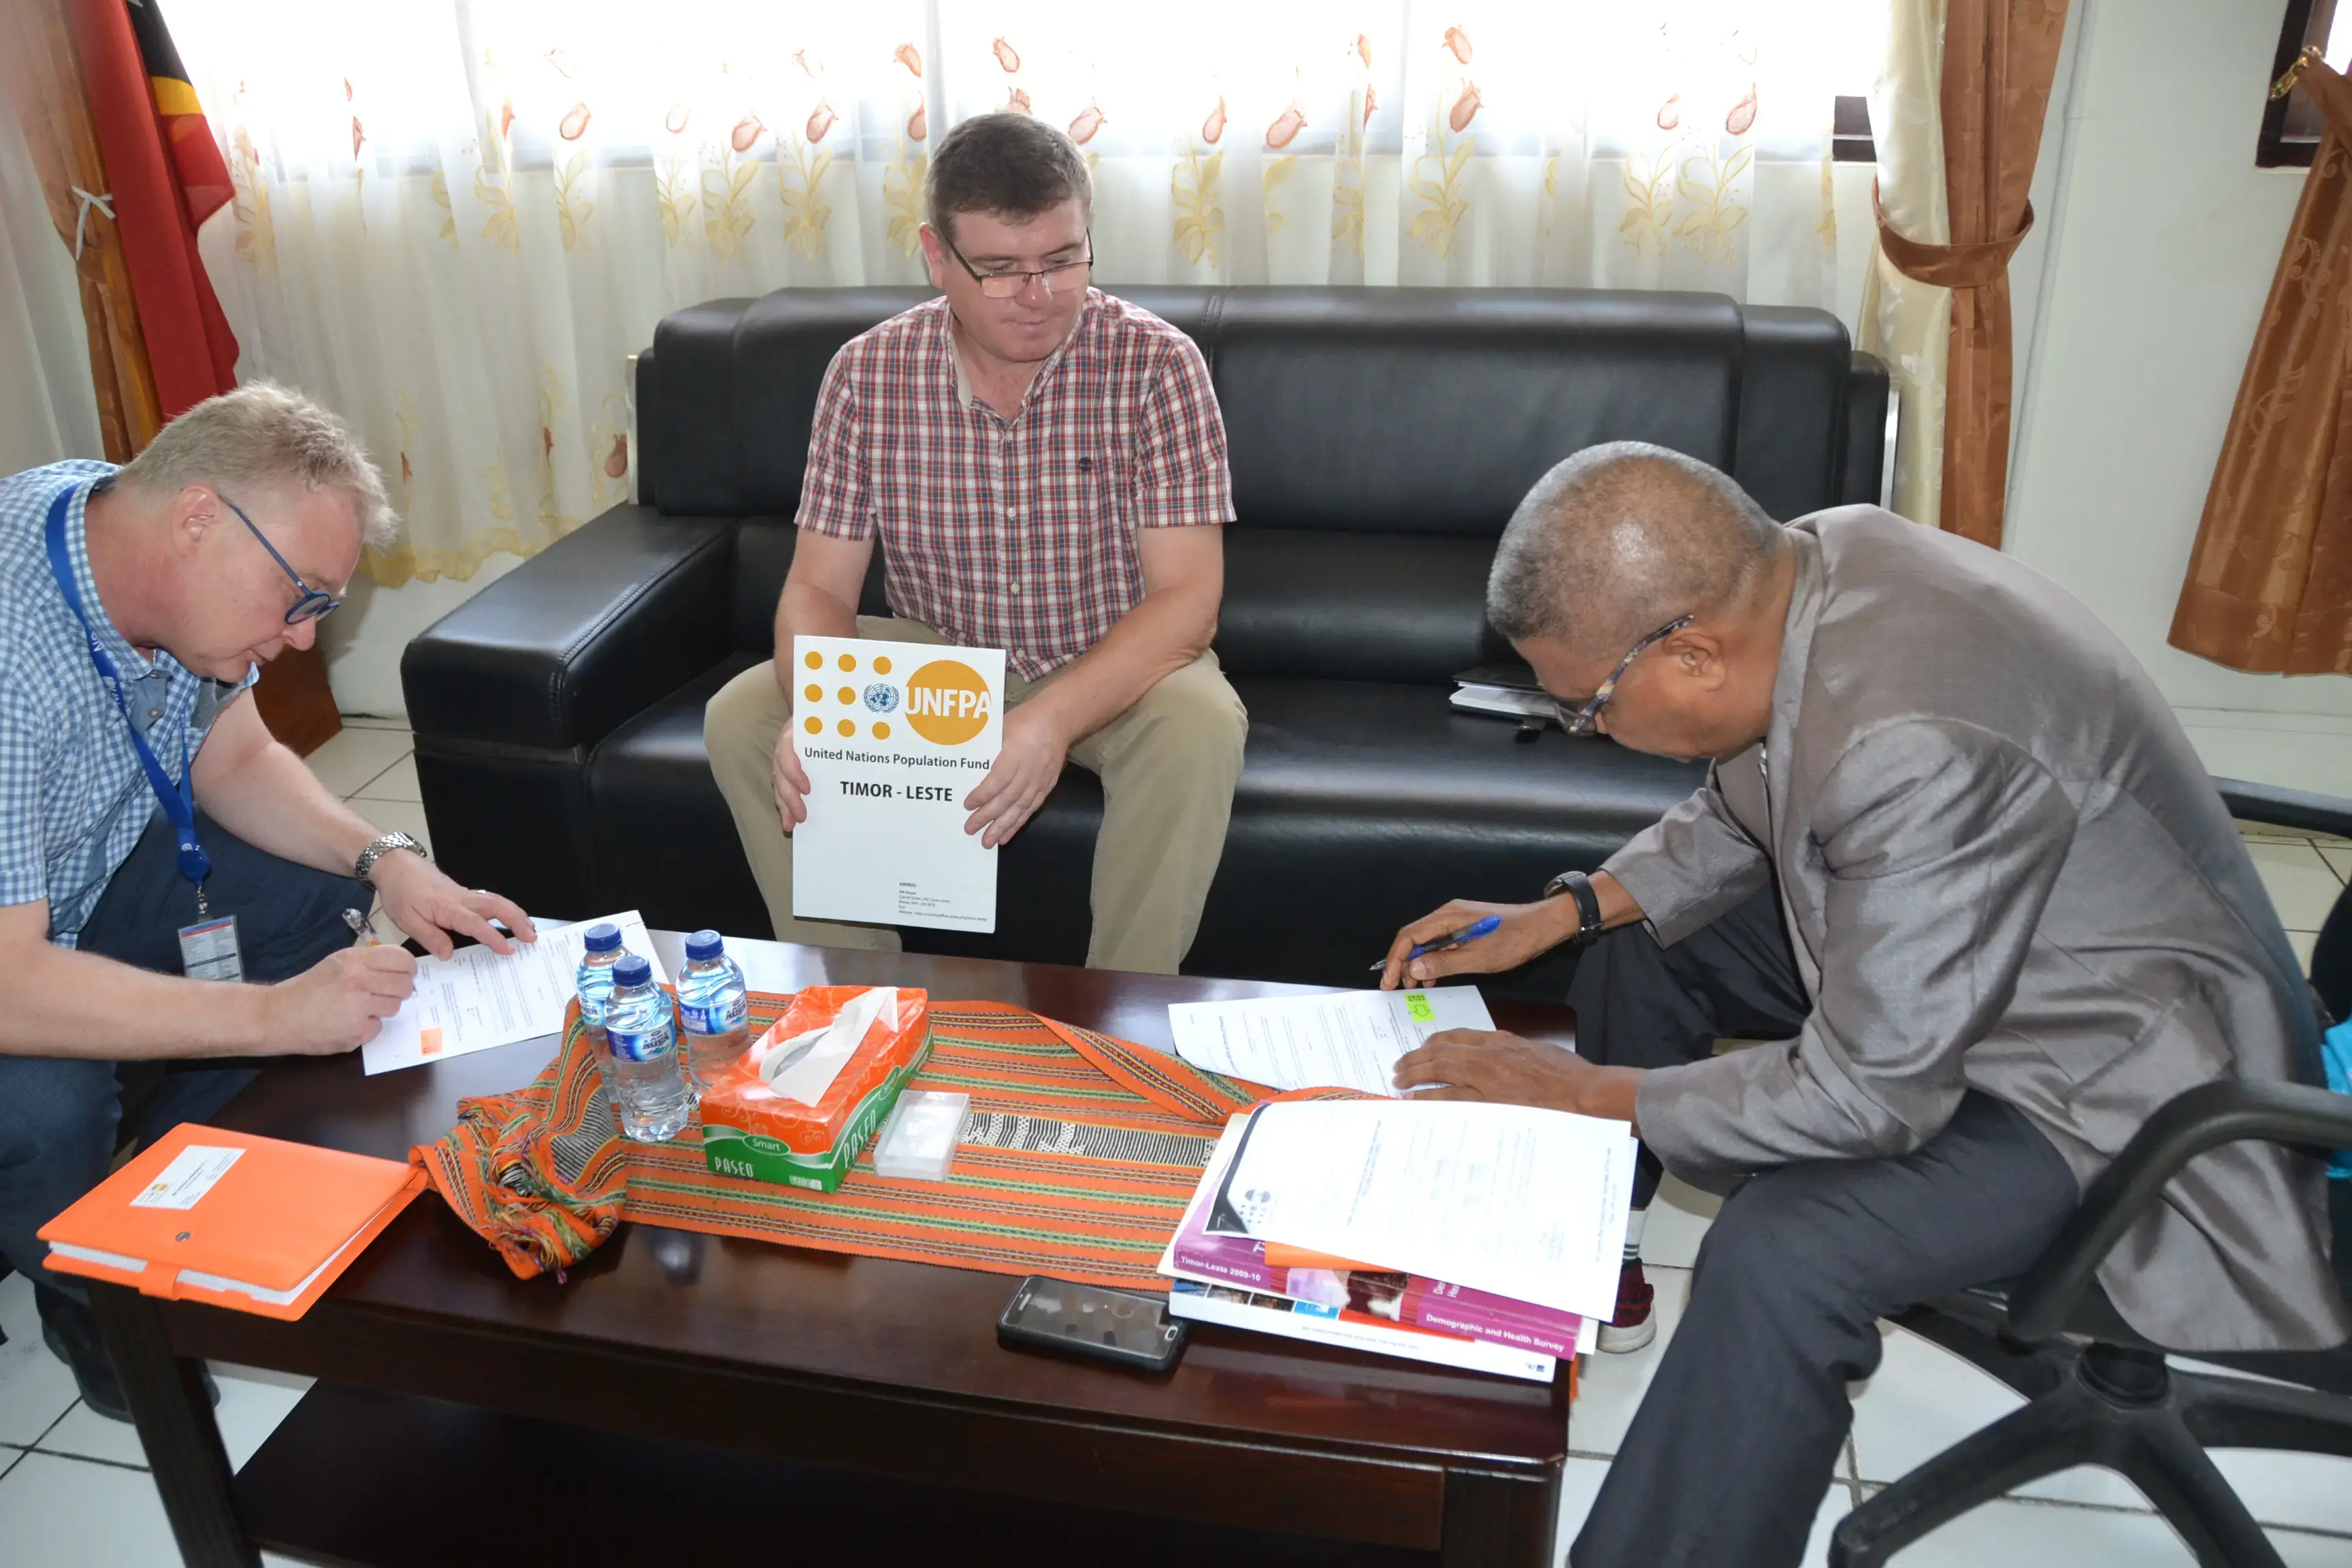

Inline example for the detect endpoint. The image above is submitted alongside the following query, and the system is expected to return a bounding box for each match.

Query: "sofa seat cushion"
[582,664,1703,993]
[1187,679,1704,985]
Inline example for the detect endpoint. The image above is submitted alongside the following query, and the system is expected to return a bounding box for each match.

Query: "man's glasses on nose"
[1556,615,1694,736]
[943,231,1094,299]
[218,493,340,624]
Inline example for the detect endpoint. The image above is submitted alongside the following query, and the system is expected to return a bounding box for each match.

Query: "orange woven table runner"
[419,995,1322,1292]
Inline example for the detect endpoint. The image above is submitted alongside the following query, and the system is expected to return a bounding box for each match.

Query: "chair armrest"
[402,504,738,756]
[2214,777,2352,842]
[2007,1080,2352,1343]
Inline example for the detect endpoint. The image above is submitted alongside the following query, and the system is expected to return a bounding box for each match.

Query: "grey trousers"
[1565,889,2082,1568]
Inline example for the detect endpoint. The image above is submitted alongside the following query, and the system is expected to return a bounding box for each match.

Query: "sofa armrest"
[2006,1080,2352,1344]
[1841,350,1892,508]
[402,504,738,757]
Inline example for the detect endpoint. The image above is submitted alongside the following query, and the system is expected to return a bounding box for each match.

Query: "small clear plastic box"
[871,1090,970,1181]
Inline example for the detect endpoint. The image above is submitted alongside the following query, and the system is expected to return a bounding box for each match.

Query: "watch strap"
[354,831,426,887]
[1542,870,1604,944]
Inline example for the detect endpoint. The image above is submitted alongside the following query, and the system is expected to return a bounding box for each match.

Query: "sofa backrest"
[638,286,1886,681]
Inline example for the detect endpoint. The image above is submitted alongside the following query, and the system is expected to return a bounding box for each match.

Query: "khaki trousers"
[704,618,1247,975]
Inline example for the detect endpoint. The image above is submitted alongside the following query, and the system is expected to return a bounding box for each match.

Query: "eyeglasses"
[218,493,340,624]
[1557,615,1694,736]
[942,231,1094,299]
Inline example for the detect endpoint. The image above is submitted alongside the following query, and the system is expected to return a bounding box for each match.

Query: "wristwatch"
[354,830,428,887]
[1540,869,1606,946]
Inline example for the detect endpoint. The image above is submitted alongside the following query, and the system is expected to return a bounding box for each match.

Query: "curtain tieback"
[1873,183,2033,290]
[69,188,114,259]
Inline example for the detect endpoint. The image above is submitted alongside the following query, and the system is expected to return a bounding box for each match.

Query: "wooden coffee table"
[89,941,1579,1567]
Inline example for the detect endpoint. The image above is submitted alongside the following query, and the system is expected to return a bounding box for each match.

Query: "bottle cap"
[612,953,653,987]
[684,929,724,962]
[583,922,623,954]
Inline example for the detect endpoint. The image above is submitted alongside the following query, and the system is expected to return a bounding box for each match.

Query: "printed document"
[789,635,1005,933]
[361,911,661,1075]
[1204,1099,1637,1320]
[1166,987,1497,1096]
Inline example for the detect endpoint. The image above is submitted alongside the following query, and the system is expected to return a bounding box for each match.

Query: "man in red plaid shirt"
[706,113,1245,973]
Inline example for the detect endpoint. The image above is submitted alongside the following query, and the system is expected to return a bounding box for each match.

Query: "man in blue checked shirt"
[0,385,535,1422]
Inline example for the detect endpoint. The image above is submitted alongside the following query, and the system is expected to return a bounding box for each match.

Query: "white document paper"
[128,1145,243,1210]
[1206,1100,1638,1320]
[1166,987,1497,1097]
[360,910,663,1075]
[789,635,1005,933]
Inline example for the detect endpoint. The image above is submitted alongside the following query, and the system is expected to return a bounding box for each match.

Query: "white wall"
[2005,0,2352,794]
[318,552,524,717]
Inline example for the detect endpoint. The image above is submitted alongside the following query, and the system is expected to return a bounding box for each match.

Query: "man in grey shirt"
[1379,443,2346,1567]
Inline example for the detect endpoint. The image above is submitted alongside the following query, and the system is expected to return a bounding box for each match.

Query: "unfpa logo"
[904,659,991,745]
[800,647,992,745]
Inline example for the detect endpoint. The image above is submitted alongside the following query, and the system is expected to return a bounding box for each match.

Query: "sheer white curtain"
[172,0,1883,585]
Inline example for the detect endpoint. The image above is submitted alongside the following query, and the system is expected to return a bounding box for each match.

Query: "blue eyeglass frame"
[218,492,340,625]
[1558,614,1695,736]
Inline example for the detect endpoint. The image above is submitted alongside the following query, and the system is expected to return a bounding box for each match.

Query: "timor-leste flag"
[71,0,240,416]
[127,0,233,225]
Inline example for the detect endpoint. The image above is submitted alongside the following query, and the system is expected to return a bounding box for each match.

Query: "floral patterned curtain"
[172,0,1881,585]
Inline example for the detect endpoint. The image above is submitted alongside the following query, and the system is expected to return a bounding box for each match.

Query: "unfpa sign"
[903,660,992,745]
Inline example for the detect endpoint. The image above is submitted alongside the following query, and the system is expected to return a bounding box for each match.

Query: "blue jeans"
[0,810,365,1300]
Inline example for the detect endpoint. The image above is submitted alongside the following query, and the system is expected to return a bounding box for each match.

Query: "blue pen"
[1370,913,1503,972]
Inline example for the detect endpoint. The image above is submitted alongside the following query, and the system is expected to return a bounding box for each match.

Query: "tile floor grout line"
[2271,1521,2352,1545]
[24,1443,150,1475]
[341,752,414,801]
[25,1398,81,1453]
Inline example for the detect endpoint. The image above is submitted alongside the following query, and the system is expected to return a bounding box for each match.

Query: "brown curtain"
[3,0,344,752]
[1875,0,2070,548]
[0,0,161,463]
[2168,57,2352,676]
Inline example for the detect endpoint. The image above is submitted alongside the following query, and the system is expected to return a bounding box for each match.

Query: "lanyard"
[44,484,214,915]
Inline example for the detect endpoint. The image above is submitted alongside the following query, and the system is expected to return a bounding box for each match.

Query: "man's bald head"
[1488,442,1782,661]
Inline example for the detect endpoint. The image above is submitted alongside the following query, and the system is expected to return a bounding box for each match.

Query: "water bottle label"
[606,1024,675,1064]
[682,996,749,1036]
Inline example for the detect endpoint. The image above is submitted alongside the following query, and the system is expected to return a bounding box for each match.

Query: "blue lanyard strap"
[44,484,211,896]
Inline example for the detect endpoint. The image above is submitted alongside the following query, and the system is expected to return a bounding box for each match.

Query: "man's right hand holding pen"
[1375,871,1644,991]
[1377,872,1650,1124]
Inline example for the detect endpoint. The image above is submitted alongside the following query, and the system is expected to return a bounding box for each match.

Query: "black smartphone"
[997,1275,1190,1373]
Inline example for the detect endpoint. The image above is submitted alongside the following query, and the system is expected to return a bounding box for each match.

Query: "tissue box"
[699,986,931,1192]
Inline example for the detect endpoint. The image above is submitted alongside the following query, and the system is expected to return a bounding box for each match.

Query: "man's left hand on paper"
[370,849,537,960]
[1394,1028,1643,1125]
[962,702,1068,849]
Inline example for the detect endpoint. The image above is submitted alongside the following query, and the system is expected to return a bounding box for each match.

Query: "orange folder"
[38,1123,426,1321]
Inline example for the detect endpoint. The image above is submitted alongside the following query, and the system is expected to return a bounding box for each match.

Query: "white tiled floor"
[0,719,2344,1565]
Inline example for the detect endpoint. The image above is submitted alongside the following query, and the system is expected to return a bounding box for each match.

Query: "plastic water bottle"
[674,929,750,1094]
[604,954,691,1142]
[574,922,627,1098]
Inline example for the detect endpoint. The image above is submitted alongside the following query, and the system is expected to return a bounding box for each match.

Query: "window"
[2259,0,2348,168]
[1832,94,1875,163]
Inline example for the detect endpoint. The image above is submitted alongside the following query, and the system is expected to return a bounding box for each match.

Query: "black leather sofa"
[404,287,1886,997]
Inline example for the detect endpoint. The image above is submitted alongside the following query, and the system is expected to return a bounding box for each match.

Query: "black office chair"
[1831,779,2352,1568]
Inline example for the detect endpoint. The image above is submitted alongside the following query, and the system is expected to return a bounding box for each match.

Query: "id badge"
[178,914,244,983]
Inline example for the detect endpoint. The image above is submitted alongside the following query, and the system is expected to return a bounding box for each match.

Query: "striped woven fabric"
[416,995,1320,1290]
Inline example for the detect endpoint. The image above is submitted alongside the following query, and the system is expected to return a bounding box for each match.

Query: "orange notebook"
[38,1123,426,1321]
